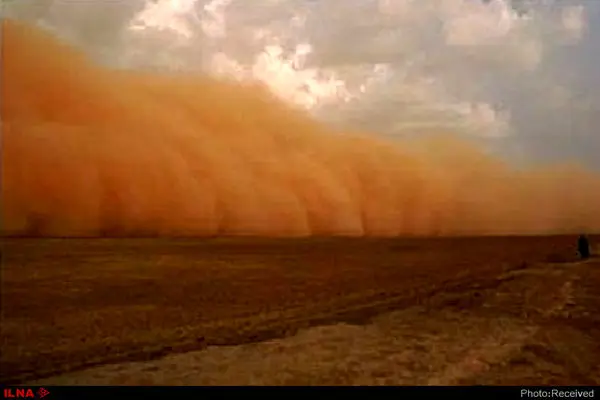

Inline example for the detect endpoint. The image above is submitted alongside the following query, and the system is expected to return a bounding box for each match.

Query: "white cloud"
[560,5,585,42]
[112,0,597,143]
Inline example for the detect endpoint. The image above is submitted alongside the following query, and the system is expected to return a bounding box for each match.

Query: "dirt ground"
[1,235,599,385]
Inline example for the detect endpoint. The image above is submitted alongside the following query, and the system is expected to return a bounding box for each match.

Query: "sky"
[3,0,600,169]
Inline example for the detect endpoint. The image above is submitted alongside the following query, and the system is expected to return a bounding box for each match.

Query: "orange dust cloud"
[2,19,600,237]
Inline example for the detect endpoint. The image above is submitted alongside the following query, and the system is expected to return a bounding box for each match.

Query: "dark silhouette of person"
[577,234,590,260]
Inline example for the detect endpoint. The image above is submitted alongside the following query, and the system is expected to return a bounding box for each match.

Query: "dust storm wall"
[2,19,600,237]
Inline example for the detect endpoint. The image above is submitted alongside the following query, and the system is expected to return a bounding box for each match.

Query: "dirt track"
[1,236,599,385]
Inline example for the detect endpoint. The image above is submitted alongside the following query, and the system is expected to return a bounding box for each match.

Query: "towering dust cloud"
[2,18,600,237]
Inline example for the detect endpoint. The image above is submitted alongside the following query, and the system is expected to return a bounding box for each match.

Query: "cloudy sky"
[4,0,600,169]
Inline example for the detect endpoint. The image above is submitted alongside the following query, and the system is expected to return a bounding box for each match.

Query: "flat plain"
[1,235,599,385]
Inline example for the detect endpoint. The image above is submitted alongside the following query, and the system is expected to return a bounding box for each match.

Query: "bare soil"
[1,235,599,385]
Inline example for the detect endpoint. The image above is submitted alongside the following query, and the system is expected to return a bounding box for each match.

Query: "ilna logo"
[2,388,50,399]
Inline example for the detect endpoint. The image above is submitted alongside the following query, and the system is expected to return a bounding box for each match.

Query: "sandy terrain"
[1,236,599,385]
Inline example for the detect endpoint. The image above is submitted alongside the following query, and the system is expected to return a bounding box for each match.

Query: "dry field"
[1,235,599,385]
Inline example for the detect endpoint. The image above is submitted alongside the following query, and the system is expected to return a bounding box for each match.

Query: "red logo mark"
[3,388,34,398]
[2,388,49,399]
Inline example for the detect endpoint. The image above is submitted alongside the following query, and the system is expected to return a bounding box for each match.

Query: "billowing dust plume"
[2,19,600,237]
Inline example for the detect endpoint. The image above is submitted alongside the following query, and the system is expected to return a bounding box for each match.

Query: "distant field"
[1,235,598,384]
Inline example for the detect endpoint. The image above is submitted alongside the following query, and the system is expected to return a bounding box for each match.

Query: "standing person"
[577,234,590,260]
